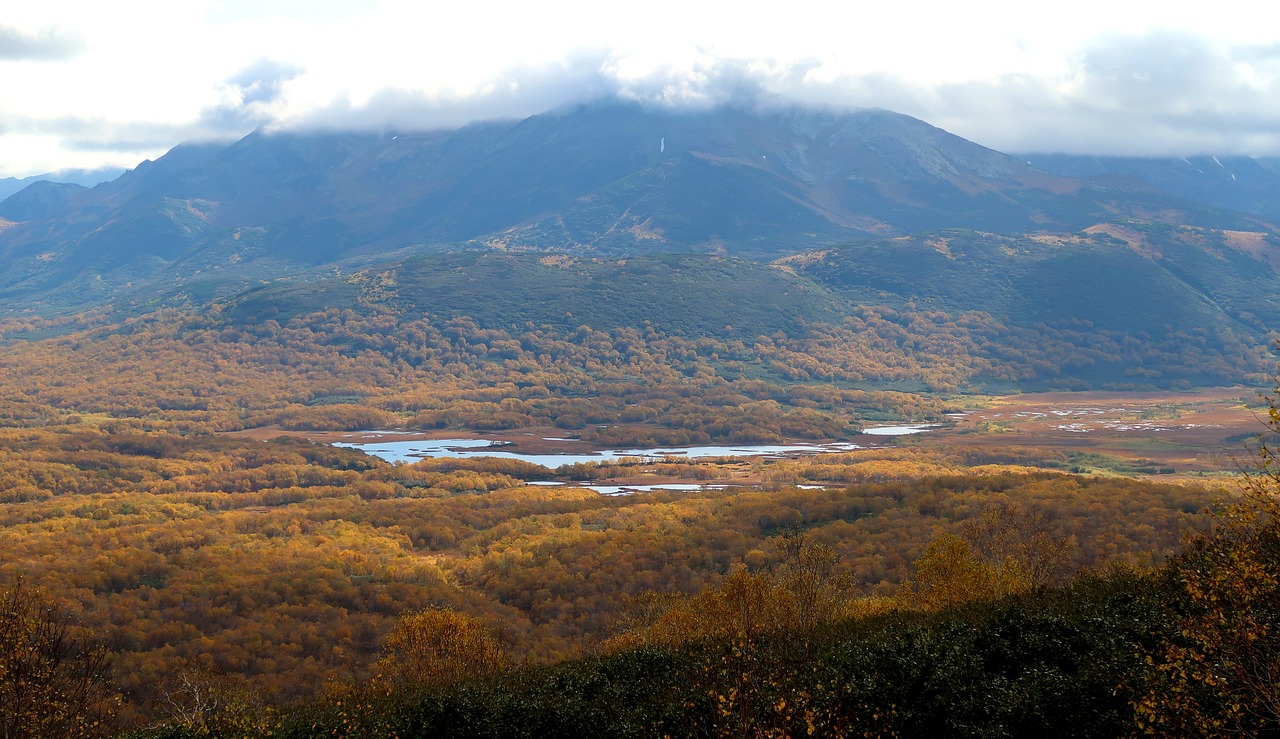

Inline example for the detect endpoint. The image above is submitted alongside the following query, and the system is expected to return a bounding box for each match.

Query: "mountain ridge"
[1025,153,1280,223]
[0,166,123,202]
[1,101,1274,313]
[1,99,1278,393]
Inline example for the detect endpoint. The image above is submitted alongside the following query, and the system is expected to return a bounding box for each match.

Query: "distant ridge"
[1026,153,1280,222]
[0,100,1273,313]
[0,166,123,202]
[0,181,88,222]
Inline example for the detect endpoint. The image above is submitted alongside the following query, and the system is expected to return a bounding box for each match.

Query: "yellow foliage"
[900,533,996,611]
[375,608,508,689]
[0,576,118,737]
[606,533,857,650]
[1133,390,1280,735]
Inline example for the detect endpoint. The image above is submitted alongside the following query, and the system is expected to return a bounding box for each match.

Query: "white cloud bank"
[2,0,1279,176]
[0,24,84,61]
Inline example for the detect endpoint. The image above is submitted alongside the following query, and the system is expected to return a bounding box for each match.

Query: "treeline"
[0,302,1267,441]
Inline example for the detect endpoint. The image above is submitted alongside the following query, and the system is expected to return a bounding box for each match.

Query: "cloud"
[626,31,1280,157]
[226,58,304,106]
[0,25,84,61]
[0,113,192,153]
[763,32,1280,157]
[605,55,785,109]
[932,32,1280,155]
[283,53,822,133]
[281,52,618,132]
[262,32,1280,157]
[0,58,302,174]
[8,24,1280,178]
[199,59,305,134]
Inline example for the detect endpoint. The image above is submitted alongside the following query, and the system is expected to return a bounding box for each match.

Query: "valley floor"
[942,387,1264,479]
[233,386,1267,484]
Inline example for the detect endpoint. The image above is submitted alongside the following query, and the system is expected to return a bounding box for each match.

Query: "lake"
[333,421,939,467]
[332,437,869,467]
[861,424,940,436]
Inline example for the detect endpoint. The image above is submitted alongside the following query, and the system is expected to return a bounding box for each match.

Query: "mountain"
[0,166,123,202]
[3,100,1279,390]
[222,226,1280,339]
[0,101,1273,313]
[1026,154,1280,223]
[0,181,89,222]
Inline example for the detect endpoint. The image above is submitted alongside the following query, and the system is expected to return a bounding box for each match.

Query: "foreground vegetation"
[238,571,1178,737]
[12,466,1279,737]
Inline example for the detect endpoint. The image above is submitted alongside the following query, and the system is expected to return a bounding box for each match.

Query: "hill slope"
[786,225,1280,335]
[224,252,847,339]
[210,233,1276,389]
[1027,153,1280,223]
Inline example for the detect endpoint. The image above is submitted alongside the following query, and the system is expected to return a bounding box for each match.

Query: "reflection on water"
[526,480,763,496]
[333,426,938,494]
[861,424,940,436]
[333,437,867,467]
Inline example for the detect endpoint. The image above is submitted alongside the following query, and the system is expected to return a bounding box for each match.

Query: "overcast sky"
[3,0,1279,177]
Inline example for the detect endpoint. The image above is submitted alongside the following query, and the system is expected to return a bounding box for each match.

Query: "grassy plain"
[940,387,1266,478]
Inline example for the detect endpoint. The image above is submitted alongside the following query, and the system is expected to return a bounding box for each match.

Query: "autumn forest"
[0,287,1273,738]
[6,102,1280,738]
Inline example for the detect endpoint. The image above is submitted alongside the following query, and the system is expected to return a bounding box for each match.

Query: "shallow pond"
[861,424,940,436]
[332,437,868,467]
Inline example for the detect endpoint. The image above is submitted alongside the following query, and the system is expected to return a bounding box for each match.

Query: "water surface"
[334,437,866,467]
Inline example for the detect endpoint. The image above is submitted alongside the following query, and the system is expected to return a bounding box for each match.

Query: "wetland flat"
[228,388,1268,481]
[942,387,1266,476]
